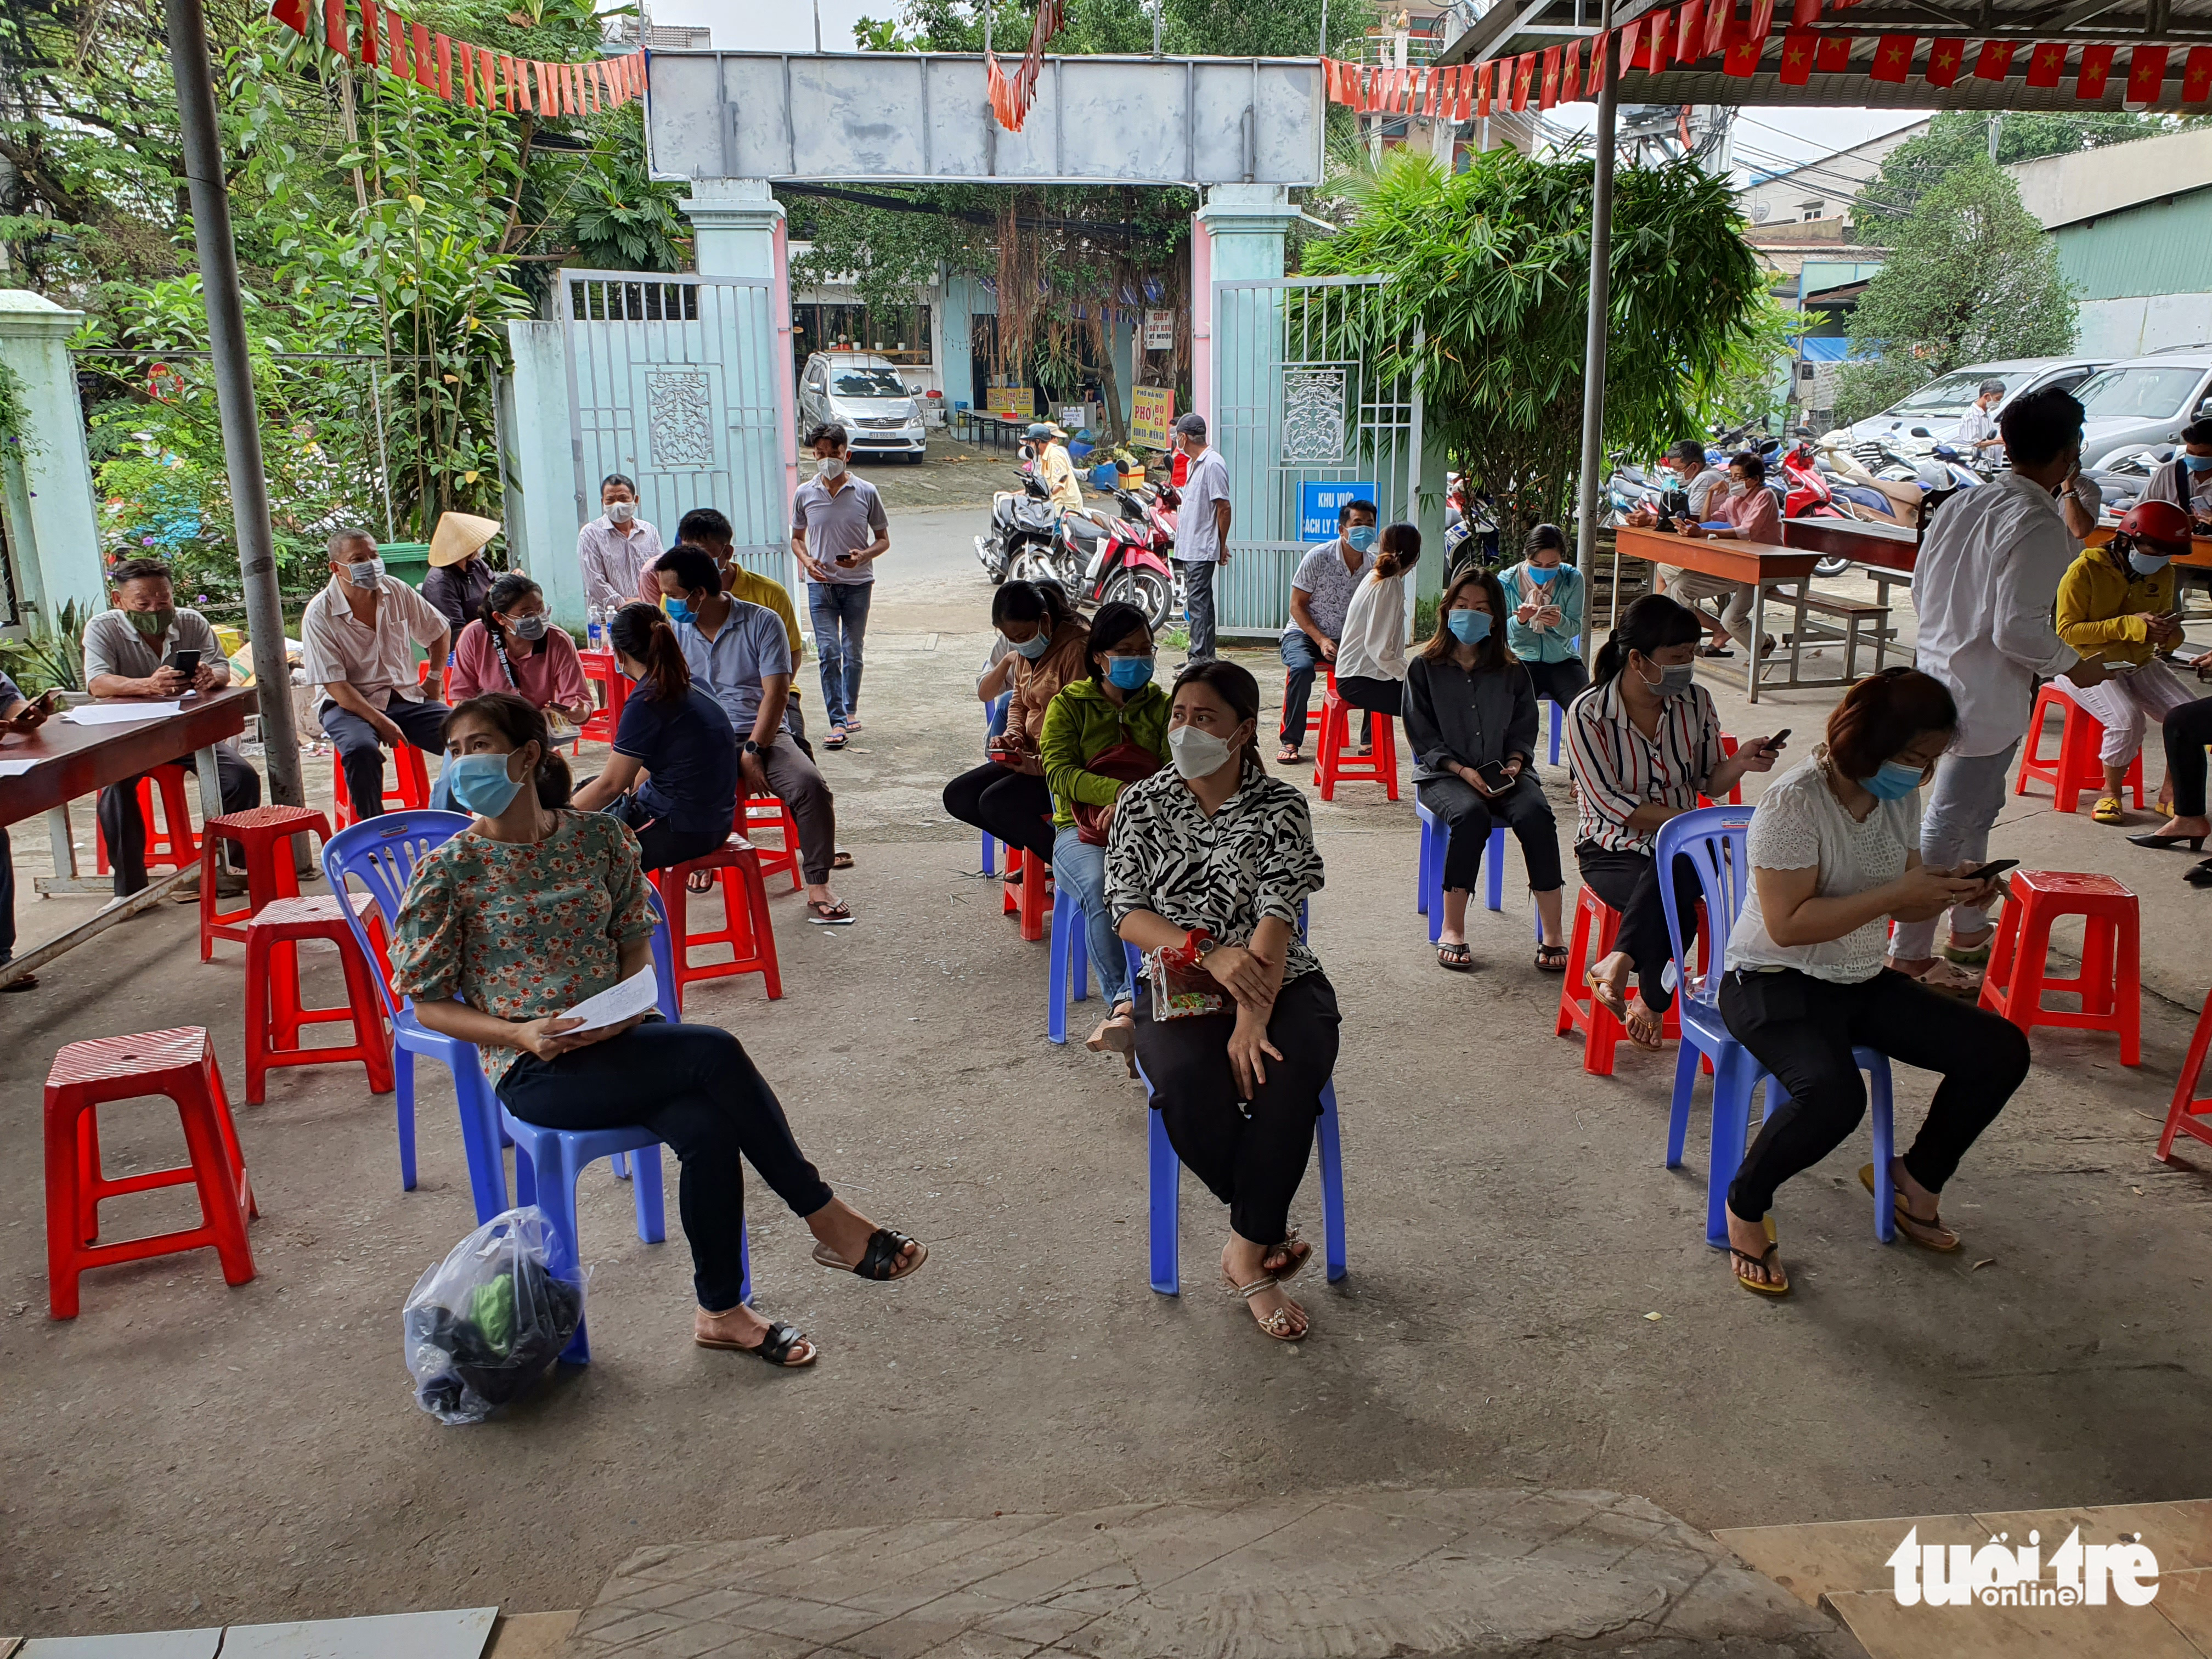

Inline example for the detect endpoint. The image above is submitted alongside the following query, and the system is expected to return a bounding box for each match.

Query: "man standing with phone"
[1172,413,1232,663]
[792,422,889,752]
[82,556,261,899]
[1887,387,2113,991]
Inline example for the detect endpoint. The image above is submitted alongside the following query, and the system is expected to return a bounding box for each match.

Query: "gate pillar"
[0,290,104,622]
[682,178,800,539]
[504,320,584,627]
[1191,185,1295,430]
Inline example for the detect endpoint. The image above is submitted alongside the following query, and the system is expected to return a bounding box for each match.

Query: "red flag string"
[266,0,646,114]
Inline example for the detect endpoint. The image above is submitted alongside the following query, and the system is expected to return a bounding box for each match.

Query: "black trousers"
[0,827,14,964]
[1522,655,1589,711]
[942,761,1056,865]
[2165,694,2212,819]
[600,792,729,874]
[498,1020,834,1313]
[1136,971,1341,1246]
[1336,674,1404,719]
[1576,843,1702,1013]
[321,692,450,822]
[1720,967,2030,1224]
[1417,774,1564,894]
[99,744,261,896]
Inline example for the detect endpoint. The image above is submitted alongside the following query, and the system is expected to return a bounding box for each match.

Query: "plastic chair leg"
[1704,1050,1763,1249]
[1317,1083,1347,1283]
[1415,819,1432,917]
[1485,825,1505,912]
[539,1139,591,1365]
[1869,1060,1895,1244]
[611,1150,630,1180]
[452,1063,511,1224]
[1665,1038,1700,1169]
[630,1144,666,1244]
[394,1047,417,1193]
[981,829,996,878]
[1147,1107,1181,1296]
[1549,701,1562,766]
[1048,896,1075,1046]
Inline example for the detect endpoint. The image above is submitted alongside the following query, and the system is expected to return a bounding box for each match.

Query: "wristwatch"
[1193,932,1219,959]
[742,739,762,756]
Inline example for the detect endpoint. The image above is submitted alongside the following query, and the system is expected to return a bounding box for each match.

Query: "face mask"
[2128,550,2171,578]
[345,558,385,589]
[1169,723,1236,781]
[1446,608,1491,644]
[664,597,695,625]
[2182,454,2212,473]
[1105,655,1154,691]
[1729,480,1748,496]
[606,501,636,524]
[1344,524,1376,553]
[1013,631,1052,660]
[1860,760,1926,802]
[1636,658,1697,698]
[127,607,176,638]
[1526,565,1559,585]
[448,751,526,817]
[816,456,847,480]
[505,612,549,641]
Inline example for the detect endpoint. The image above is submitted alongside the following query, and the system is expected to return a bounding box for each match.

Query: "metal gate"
[1210,274,1421,636]
[558,270,793,588]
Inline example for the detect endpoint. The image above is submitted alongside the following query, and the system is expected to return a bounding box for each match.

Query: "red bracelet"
[1160,927,1212,971]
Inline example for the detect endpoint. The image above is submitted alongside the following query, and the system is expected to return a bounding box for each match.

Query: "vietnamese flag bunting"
[1790,0,1819,20]
[1476,60,1493,116]
[411,22,434,88]
[1723,35,1760,75]
[270,0,308,35]
[1776,29,1814,82]
[1813,32,1852,71]
[1703,0,1733,58]
[2025,41,2066,86]
[1675,0,1704,63]
[2186,47,2212,104]
[1973,41,2017,81]
[324,0,348,57]
[1511,53,1534,109]
[1869,32,1914,81]
[435,32,453,98]
[1540,46,1561,107]
[1562,39,1583,99]
[385,10,405,78]
[359,0,377,63]
[1923,37,1963,87]
[2128,44,2168,104]
[2077,42,2115,98]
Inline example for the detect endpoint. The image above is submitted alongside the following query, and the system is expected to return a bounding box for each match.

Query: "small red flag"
[1562,38,1583,99]
[1972,41,2017,81]
[1813,32,1852,71]
[1868,32,1915,81]
[2186,46,2212,104]
[1790,0,1819,21]
[1748,0,1775,41]
[2025,41,2067,87]
[1510,53,1533,110]
[323,0,347,56]
[458,40,476,106]
[412,21,433,88]
[1540,46,1561,107]
[359,0,377,64]
[1723,36,1760,75]
[2076,42,2115,99]
[1675,0,1705,63]
[1704,0,1733,58]
[2127,44,2168,103]
[1923,37,1963,87]
[269,0,309,37]
[1612,21,1637,81]
[434,33,453,98]
[1476,60,1493,117]
[1776,29,1814,83]
[1643,17,1672,69]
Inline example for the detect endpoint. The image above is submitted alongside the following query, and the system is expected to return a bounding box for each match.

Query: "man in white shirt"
[1628,440,1732,649]
[576,473,665,612]
[1172,413,1232,662]
[1029,422,1084,512]
[1888,386,2113,990]
[1277,498,1378,763]
[1952,380,2006,454]
[2143,417,2212,529]
[302,529,453,822]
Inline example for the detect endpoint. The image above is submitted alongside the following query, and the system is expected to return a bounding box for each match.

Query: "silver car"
[799,351,927,462]
[1836,356,2109,464]
[2071,349,2212,471]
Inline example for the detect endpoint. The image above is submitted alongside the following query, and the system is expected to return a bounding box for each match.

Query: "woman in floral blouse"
[1105,661,1335,1344]
[390,692,926,1369]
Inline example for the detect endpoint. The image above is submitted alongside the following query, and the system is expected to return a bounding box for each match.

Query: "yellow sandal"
[2092,796,2125,825]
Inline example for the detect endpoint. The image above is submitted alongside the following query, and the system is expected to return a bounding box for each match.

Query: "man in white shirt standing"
[302,529,453,822]
[576,473,665,612]
[1888,386,2112,991]
[1952,379,2006,455]
[1172,413,1232,663]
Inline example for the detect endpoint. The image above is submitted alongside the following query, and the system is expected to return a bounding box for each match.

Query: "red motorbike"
[1780,432,1850,521]
[1067,483,1181,632]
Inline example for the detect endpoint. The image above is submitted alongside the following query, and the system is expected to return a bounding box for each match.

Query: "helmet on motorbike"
[2115,499,2194,558]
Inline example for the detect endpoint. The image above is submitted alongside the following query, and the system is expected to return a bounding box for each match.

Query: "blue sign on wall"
[1299,481,1376,543]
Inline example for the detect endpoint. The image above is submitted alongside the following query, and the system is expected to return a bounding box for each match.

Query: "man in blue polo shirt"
[654,545,854,925]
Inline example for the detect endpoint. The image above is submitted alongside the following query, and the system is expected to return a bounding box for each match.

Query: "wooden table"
[0,687,257,898]
[1614,526,1841,704]
[2085,526,2212,571]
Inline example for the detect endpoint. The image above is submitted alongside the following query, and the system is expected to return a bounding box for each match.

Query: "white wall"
[2076,294,2212,359]
[1737,120,1928,230]
[647,0,878,52]
[2008,129,2212,230]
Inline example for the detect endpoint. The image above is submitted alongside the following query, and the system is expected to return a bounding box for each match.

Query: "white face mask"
[606,501,636,525]
[345,557,385,589]
[1169,723,1237,781]
[816,455,847,481]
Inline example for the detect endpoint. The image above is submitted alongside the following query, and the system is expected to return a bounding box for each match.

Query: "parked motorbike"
[976,468,1056,586]
[1065,483,1181,633]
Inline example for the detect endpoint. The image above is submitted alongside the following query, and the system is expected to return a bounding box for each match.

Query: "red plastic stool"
[242,893,396,1104]
[743,795,805,891]
[1555,884,1689,1076]
[648,840,783,1011]
[200,804,332,961]
[331,743,432,831]
[580,648,630,745]
[1313,669,1400,802]
[1003,846,1053,943]
[44,1026,258,1318]
[2157,985,2212,1160]
[1701,736,1746,807]
[2013,684,2145,814]
[93,762,199,876]
[1979,870,2141,1064]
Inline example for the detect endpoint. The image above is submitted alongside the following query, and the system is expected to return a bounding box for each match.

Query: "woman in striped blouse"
[1564,595,1784,1049]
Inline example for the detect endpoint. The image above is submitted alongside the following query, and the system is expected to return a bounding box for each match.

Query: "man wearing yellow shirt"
[1029,422,1085,512]
[2053,499,2194,824]
[662,507,809,749]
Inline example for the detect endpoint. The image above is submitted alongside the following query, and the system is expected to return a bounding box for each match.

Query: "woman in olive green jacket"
[1040,601,1172,1065]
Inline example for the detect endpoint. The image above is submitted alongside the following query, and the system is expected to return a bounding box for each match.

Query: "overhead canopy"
[1436,0,2212,112]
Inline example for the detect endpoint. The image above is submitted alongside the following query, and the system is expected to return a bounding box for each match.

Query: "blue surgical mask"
[2128,550,2171,577]
[1861,760,1926,802]
[448,752,526,816]
[664,597,694,625]
[2182,454,2212,473]
[1344,524,1376,553]
[1526,564,1559,585]
[1105,655,1155,691]
[1446,608,1491,644]
[1013,631,1052,660]
[345,557,385,590]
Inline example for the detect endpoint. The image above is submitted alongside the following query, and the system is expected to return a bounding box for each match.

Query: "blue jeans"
[1278,629,1324,748]
[808,580,873,727]
[1053,824,1132,1007]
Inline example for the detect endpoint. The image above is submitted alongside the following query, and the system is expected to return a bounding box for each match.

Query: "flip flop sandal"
[697,1318,817,1367]
[825,728,849,751]
[1437,941,1474,971]
[1859,1164,1961,1251]
[2092,796,2125,825]
[806,899,857,925]
[814,1227,929,1281]
[1732,1243,1791,1297]
[1,974,38,993]
[1534,943,1569,973]
[1275,747,1302,765]
[1227,1275,1306,1341]
[1587,971,1631,1023]
[844,717,864,733]
[832,850,855,870]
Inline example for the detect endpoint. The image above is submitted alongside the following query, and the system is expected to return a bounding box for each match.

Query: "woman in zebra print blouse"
[1105,660,1338,1343]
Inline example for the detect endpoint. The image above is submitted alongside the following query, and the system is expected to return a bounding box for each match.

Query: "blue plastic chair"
[1415,795,1506,930]
[1654,807,1895,1249]
[1143,1065,1347,1296]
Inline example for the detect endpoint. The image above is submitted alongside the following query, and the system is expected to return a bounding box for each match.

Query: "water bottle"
[586,604,603,648]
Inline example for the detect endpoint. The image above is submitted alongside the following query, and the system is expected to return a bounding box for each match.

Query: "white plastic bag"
[402,1207,586,1425]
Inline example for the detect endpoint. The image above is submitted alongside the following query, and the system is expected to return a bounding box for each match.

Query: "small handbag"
[1072,723,1162,846]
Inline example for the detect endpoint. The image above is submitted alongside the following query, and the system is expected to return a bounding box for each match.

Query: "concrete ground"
[3,506,2210,1643]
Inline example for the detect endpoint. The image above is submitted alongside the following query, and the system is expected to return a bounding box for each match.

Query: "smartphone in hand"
[1962,858,2018,883]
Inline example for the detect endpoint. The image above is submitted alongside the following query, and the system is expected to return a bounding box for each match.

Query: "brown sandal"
[1535,942,1568,972]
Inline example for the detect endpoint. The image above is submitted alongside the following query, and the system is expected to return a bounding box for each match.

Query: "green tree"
[1301,148,1770,550]
[1834,159,2076,427]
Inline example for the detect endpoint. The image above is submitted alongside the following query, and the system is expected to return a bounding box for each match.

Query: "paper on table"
[65,699,184,725]
[555,966,658,1033]
[0,758,37,776]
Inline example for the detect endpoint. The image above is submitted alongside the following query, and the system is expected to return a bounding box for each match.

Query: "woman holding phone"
[1717,668,2028,1296]
[1403,567,1567,972]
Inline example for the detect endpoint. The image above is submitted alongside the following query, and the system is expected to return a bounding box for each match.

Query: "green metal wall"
[2054,188,2212,302]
